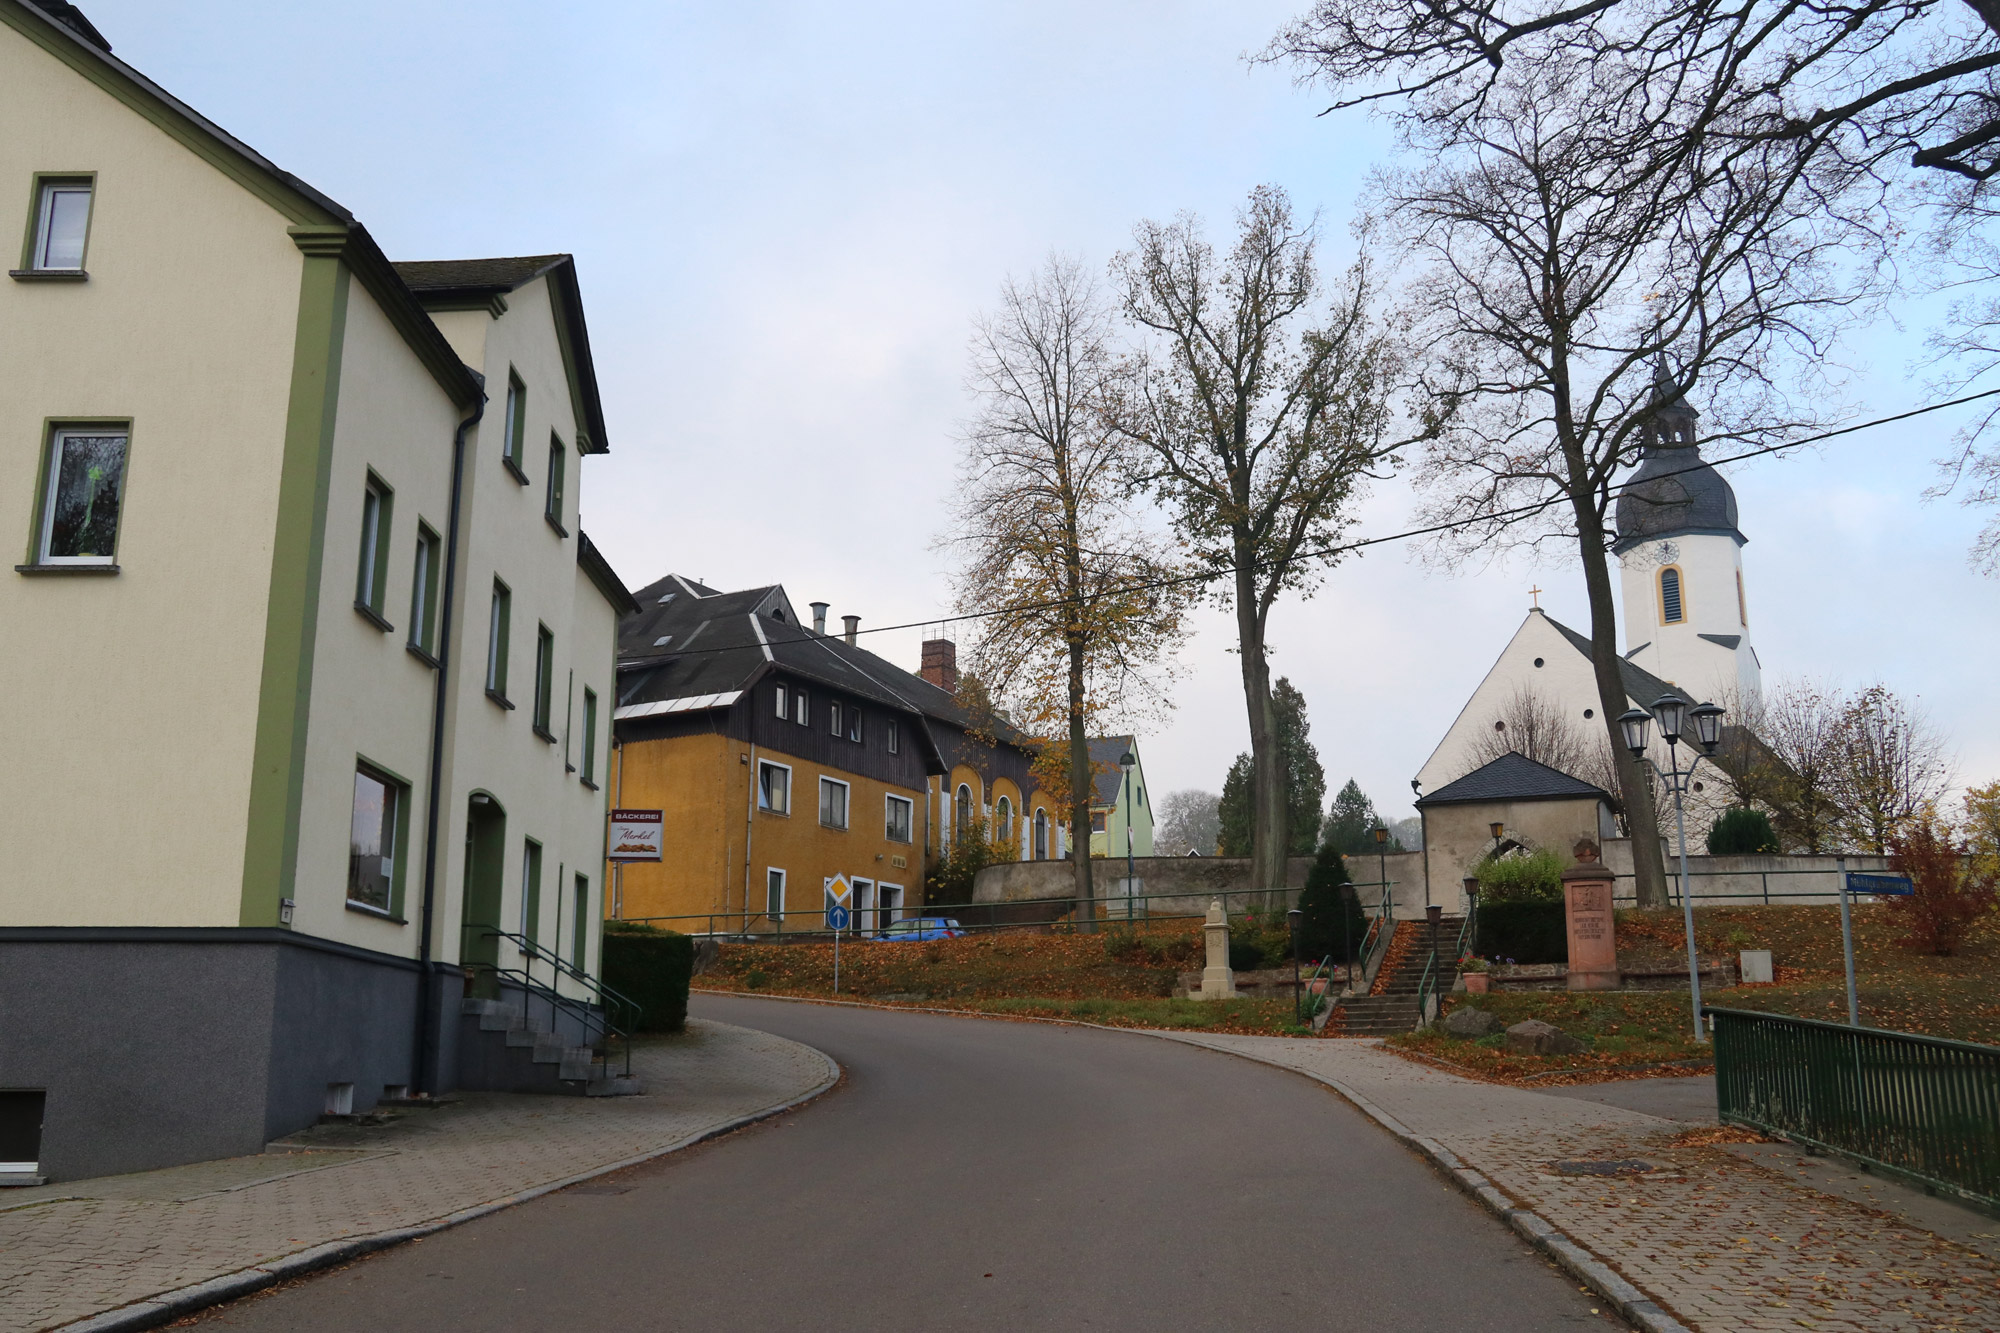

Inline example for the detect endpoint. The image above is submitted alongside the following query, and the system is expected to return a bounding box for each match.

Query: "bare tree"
[1154,789,1222,856]
[1112,186,1407,897]
[941,254,1189,932]
[1279,14,1889,907]
[1462,686,1600,777]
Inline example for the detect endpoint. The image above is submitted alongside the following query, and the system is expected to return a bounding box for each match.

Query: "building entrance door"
[877,883,903,932]
[461,794,507,996]
[852,879,874,936]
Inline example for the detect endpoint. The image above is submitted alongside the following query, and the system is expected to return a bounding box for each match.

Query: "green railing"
[1708,1007,2000,1212]
[1300,880,1397,1026]
[1414,906,1478,1028]
[1608,865,1893,907]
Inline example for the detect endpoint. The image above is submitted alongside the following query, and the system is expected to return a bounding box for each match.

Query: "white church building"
[1417,375,1762,798]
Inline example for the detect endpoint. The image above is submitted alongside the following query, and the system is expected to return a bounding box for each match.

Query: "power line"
[623,384,2000,665]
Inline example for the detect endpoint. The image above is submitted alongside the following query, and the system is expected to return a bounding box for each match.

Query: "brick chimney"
[920,639,958,694]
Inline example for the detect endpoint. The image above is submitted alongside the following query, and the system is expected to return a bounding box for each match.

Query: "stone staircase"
[458,997,640,1097]
[1328,917,1464,1036]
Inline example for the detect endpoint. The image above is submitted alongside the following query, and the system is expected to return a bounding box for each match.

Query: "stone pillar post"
[1562,839,1619,991]
[1199,899,1237,1000]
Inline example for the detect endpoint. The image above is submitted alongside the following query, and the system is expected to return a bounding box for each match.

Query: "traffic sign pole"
[1837,856,1860,1027]
[834,920,841,995]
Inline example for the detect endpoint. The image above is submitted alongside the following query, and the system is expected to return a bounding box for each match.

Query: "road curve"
[194,996,1620,1331]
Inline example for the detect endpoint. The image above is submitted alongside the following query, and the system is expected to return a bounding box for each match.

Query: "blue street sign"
[826,903,851,932]
[1847,873,1913,897]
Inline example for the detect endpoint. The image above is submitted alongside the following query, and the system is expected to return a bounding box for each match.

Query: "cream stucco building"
[0,0,636,1182]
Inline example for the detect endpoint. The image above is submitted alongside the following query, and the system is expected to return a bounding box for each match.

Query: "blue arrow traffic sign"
[826,903,851,932]
[1847,873,1913,896]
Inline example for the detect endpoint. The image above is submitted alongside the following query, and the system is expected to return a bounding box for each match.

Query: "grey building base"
[0,928,465,1183]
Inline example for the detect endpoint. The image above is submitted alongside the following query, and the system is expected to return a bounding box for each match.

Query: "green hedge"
[601,923,694,1033]
[1475,901,1568,965]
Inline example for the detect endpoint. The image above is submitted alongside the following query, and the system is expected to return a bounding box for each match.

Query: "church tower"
[1613,368,1762,710]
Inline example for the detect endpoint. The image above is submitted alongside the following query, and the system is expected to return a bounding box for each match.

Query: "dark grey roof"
[614,576,1038,765]
[393,256,566,294]
[1087,736,1137,806]
[1417,752,1609,808]
[1543,613,1679,709]
[1613,442,1743,551]
[392,255,609,454]
[24,0,106,48]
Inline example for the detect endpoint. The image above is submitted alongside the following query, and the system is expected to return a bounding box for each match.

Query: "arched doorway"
[461,792,506,995]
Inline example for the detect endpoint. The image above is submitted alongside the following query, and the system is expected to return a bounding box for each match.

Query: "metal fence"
[1603,865,1892,908]
[1708,1007,2000,1212]
[618,880,1398,943]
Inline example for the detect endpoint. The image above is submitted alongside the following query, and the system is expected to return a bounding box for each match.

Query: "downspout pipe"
[413,381,486,1095]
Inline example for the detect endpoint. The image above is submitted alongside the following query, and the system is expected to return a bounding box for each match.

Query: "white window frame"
[848,707,861,743]
[758,760,792,815]
[794,691,809,726]
[887,720,899,755]
[1034,807,1048,860]
[885,794,914,844]
[30,178,91,271]
[36,425,128,566]
[766,867,786,922]
[774,683,788,718]
[819,776,850,830]
[829,701,843,737]
[996,795,1012,842]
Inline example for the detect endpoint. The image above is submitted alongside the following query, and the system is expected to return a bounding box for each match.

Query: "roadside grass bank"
[1394,904,2000,1083]
[694,923,1316,1035]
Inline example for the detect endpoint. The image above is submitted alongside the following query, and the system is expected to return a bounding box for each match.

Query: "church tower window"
[1659,566,1686,624]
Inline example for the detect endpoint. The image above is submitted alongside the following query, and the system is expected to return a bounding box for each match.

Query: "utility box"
[1740,949,1774,984]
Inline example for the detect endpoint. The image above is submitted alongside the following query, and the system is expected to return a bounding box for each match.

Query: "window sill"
[820,822,849,832]
[345,901,406,924]
[532,723,559,743]
[405,641,440,670]
[758,807,790,818]
[580,778,600,792]
[353,601,394,633]
[486,688,516,711]
[15,562,118,575]
[545,515,569,539]
[9,268,87,282]
[502,456,531,486]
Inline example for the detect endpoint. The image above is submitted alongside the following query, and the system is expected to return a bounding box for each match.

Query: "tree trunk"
[1067,633,1096,933]
[1574,507,1672,909]
[1236,561,1288,901]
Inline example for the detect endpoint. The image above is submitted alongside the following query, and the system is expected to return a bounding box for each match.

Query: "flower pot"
[1308,979,1328,996]
[1463,973,1490,994]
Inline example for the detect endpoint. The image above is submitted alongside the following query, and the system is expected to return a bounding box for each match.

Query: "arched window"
[1033,808,1048,860]
[955,783,973,840]
[996,796,1013,842]
[1659,566,1685,624]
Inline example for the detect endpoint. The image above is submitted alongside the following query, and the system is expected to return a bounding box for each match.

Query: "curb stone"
[1149,1032,1696,1333]
[701,992,1694,1331]
[48,1041,841,1333]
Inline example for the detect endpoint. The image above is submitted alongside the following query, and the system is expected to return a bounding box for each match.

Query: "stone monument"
[1199,899,1237,1000]
[1561,839,1619,991]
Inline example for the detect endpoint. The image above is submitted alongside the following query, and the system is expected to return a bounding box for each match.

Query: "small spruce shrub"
[1707,807,1780,855]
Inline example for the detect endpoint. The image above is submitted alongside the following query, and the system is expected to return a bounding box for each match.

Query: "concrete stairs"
[458,998,640,1097]
[1328,918,1464,1036]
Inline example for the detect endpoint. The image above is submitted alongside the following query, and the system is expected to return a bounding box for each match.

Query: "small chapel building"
[1414,370,1761,878]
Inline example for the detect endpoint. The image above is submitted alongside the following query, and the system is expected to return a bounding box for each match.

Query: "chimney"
[810,602,829,635]
[842,615,860,647]
[920,638,958,694]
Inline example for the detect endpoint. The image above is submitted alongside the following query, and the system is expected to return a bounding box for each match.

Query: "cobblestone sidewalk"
[0,1020,838,1333]
[1165,1033,2000,1333]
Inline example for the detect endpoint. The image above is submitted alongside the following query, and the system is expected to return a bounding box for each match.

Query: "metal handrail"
[479,929,636,1077]
[1302,880,1396,1026]
[1414,949,1440,1028]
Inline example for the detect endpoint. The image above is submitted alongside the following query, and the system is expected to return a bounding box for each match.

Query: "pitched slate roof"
[1542,613,1681,709]
[613,576,1039,770]
[1087,736,1137,807]
[391,254,610,454]
[1416,752,1609,808]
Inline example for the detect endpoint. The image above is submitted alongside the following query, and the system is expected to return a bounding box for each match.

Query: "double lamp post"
[1616,693,1726,1044]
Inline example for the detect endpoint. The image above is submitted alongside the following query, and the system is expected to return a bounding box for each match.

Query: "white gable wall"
[1415,611,1613,795]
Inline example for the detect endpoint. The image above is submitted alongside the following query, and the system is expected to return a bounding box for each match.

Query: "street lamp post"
[1368,826,1388,994]
[1618,695,1727,1043]
[1119,750,1137,922]
[1287,907,1304,1024]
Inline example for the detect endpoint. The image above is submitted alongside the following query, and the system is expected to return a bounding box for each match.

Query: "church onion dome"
[1611,367,1745,553]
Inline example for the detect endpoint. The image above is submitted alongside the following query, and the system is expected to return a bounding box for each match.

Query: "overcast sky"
[87,0,2000,822]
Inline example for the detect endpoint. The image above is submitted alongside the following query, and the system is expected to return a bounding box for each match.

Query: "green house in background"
[1086,735,1153,860]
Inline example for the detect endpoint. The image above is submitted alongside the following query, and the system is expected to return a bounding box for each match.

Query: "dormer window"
[27,178,91,272]
[1659,566,1686,624]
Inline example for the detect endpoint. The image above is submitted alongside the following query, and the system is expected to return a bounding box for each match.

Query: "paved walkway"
[1166,1033,2000,1333]
[0,1020,837,1333]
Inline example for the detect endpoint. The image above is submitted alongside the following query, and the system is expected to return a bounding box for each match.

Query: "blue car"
[876,917,964,941]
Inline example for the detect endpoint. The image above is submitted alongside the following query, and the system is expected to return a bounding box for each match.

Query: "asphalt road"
[197,997,1622,1331]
